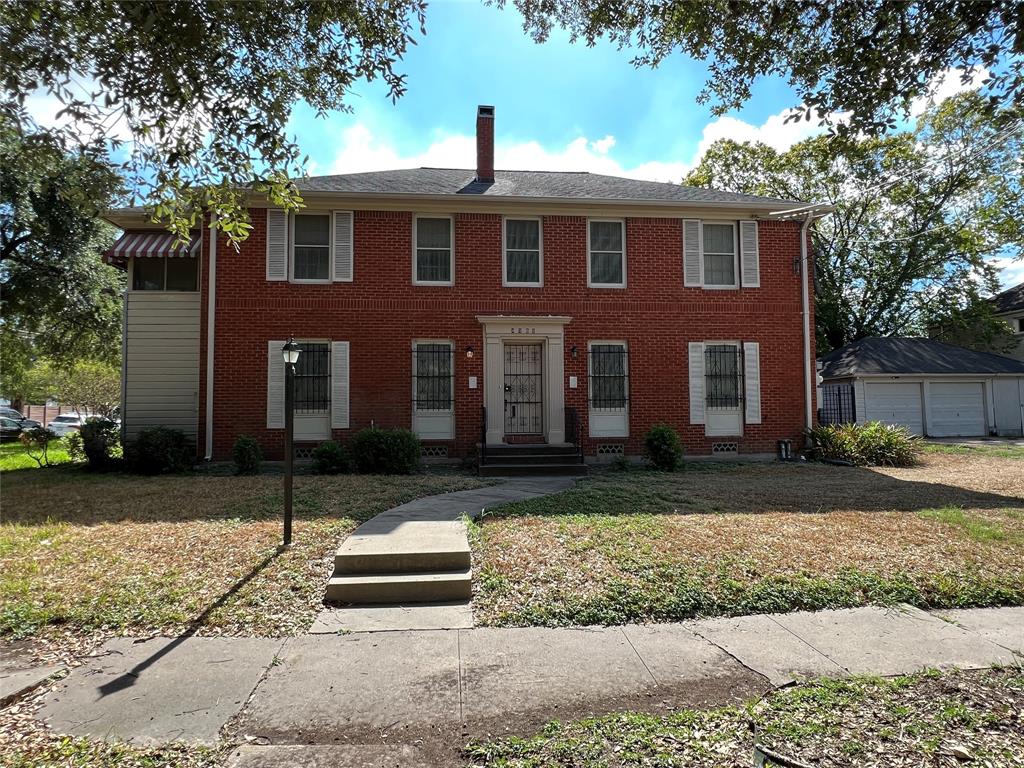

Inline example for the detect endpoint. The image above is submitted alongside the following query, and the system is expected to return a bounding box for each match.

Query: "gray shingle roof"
[819,337,1024,379]
[991,281,1024,314]
[294,167,804,207]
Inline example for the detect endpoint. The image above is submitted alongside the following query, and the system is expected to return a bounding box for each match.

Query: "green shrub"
[644,423,684,471]
[78,419,121,470]
[18,427,58,467]
[129,426,194,474]
[349,427,421,474]
[807,421,918,467]
[65,431,85,463]
[311,440,350,474]
[231,435,262,475]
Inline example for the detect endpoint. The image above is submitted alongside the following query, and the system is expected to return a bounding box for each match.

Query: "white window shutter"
[683,219,702,287]
[743,341,762,424]
[739,220,760,287]
[688,342,705,425]
[332,211,353,282]
[266,209,288,281]
[267,340,285,428]
[331,341,350,429]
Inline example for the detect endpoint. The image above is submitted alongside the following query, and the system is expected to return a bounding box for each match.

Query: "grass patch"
[0,468,488,641]
[922,442,1024,459]
[918,506,1019,543]
[0,440,72,471]
[0,736,223,768]
[466,668,1024,767]
[473,455,1024,626]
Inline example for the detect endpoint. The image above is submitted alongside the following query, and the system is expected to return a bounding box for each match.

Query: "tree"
[1,120,124,407]
[684,93,1023,353]
[502,0,1022,135]
[0,0,426,245]
[50,360,121,419]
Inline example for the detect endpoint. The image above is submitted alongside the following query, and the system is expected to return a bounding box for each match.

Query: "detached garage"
[818,337,1024,438]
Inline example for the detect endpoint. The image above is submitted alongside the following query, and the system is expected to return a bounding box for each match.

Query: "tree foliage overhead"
[502,0,1022,134]
[1,119,124,401]
[684,93,1023,353]
[0,0,426,244]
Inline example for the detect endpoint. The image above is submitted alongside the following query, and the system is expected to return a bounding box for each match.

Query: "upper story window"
[131,257,198,291]
[588,219,626,288]
[702,222,738,288]
[414,216,453,285]
[292,213,331,282]
[1017,318,1024,333]
[504,218,542,286]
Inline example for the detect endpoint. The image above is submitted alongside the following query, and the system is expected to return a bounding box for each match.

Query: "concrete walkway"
[318,477,576,631]
[33,605,1023,766]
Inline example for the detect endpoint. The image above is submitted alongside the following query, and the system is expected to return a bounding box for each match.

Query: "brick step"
[325,569,472,604]
[333,548,470,574]
[484,443,580,458]
[479,463,588,477]
[482,453,583,466]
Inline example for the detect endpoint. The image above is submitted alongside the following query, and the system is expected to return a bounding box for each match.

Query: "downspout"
[800,213,815,433]
[204,217,217,461]
[119,281,128,444]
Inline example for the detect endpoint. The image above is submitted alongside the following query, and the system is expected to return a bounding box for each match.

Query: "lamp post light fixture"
[281,338,301,547]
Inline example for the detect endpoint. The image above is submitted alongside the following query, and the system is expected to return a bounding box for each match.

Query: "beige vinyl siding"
[123,291,201,440]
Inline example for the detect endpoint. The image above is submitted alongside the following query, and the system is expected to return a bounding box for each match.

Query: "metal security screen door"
[504,343,543,435]
[294,342,331,440]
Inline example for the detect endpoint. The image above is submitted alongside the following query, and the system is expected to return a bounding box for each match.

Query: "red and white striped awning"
[104,230,200,268]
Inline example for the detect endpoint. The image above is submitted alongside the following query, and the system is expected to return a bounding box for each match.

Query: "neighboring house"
[104,106,826,465]
[818,337,1024,438]
[990,281,1024,362]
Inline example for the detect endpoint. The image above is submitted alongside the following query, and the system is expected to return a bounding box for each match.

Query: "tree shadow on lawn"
[484,460,1024,520]
[1,467,484,528]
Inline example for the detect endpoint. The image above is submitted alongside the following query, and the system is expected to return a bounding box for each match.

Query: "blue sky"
[286,0,823,183]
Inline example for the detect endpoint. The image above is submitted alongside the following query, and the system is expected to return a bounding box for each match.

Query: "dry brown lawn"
[0,467,487,652]
[471,454,1024,626]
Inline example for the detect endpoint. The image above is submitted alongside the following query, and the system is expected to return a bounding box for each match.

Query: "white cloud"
[910,67,990,117]
[325,104,833,184]
[990,255,1024,291]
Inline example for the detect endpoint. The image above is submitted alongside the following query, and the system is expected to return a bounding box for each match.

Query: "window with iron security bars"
[819,383,856,425]
[412,344,454,411]
[589,345,629,409]
[704,344,744,409]
[294,343,331,415]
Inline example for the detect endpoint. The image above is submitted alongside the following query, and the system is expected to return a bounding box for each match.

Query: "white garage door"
[864,382,923,435]
[928,382,986,437]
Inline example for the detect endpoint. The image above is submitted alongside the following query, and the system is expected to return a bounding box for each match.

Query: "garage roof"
[819,337,1024,378]
[990,281,1024,314]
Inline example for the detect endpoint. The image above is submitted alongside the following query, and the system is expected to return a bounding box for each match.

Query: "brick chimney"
[476,105,495,183]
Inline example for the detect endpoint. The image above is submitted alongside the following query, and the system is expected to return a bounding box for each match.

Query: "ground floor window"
[588,342,629,437]
[412,342,454,411]
[704,343,742,409]
[294,342,331,414]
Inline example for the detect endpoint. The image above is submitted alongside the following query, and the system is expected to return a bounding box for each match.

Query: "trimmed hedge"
[129,426,194,474]
[232,435,262,475]
[78,419,121,470]
[349,427,420,474]
[311,440,350,475]
[807,421,918,467]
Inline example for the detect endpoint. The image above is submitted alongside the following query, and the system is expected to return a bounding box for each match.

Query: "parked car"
[46,414,86,437]
[0,417,24,442]
[19,418,42,429]
[0,407,25,421]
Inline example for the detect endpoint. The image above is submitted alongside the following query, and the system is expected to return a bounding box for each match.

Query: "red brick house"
[105,106,824,470]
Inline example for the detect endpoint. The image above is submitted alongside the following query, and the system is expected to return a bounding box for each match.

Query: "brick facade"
[198,207,815,460]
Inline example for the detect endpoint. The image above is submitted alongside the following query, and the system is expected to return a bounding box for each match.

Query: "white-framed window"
[413,216,454,285]
[503,217,542,286]
[131,257,199,292]
[291,212,332,282]
[1016,318,1024,334]
[588,341,629,437]
[702,221,738,289]
[587,219,626,288]
[704,342,742,409]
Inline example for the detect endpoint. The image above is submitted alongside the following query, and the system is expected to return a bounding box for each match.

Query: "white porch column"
[545,335,566,444]
[483,335,504,444]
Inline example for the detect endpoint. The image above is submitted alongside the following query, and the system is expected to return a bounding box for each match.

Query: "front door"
[504,343,544,436]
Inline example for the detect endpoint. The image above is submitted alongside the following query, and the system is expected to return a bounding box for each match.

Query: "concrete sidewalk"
[34,605,1022,766]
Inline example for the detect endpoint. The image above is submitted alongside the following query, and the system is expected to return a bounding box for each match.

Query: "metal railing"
[564,406,583,464]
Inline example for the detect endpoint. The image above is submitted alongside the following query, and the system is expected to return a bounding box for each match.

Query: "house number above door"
[511,327,536,335]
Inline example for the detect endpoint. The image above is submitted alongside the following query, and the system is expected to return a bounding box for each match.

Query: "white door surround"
[477,315,570,445]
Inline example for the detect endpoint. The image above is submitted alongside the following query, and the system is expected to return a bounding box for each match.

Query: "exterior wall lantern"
[465,345,475,359]
[281,338,301,547]
[570,345,578,360]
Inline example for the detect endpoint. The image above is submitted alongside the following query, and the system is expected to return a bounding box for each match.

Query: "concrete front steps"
[325,519,472,604]
[479,443,587,476]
